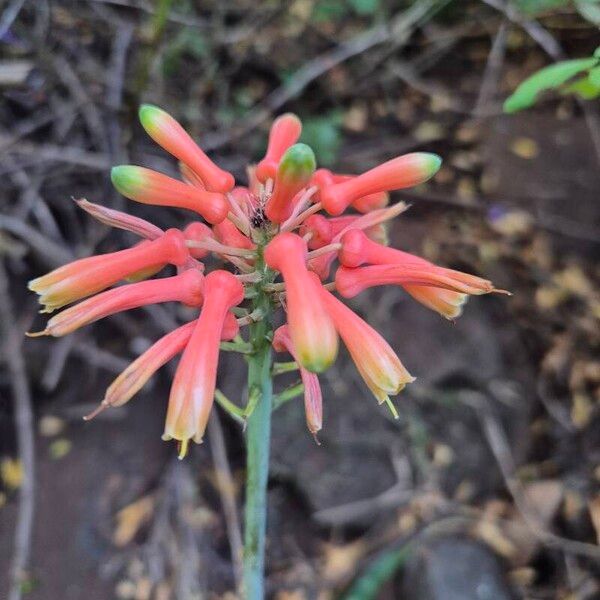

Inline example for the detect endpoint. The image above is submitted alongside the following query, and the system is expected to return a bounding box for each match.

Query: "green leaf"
[349,0,380,16]
[562,76,600,100]
[342,544,412,600]
[503,57,599,113]
[312,0,348,22]
[513,0,571,15]
[576,0,600,25]
[589,65,600,87]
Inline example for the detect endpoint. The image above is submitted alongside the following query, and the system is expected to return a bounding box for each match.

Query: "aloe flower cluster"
[28,106,503,457]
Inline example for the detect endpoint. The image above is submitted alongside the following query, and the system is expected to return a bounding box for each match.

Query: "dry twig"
[0,262,36,600]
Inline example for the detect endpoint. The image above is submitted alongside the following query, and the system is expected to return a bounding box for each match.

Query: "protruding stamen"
[185,239,256,258]
[280,196,321,232]
[83,400,110,421]
[227,211,251,237]
[384,397,399,419]
[177,438,190,460]
[25,330,48,338]
[226,193,251,235]
[306,243,342,261]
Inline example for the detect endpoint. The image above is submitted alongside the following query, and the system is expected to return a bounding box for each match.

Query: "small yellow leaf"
[320,540,366,581]
[571,393,593,428]
[39,415,65,437]
[1,458,22,490]
[413,121,444,142]
[588,494,600,544]
[510,137,539,159]
[49,438,72,460]
[113,495,154,547]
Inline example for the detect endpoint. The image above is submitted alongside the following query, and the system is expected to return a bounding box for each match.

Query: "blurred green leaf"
[300,111,344,166]
[349,0,380,15]
[503,57,598,113]
[513,0,571,14]
[562,76,600,100]
[576,0,600,24]
[342,544,412,600]
[162,28,207,76]
[589,65,600,87]
[312,0,349,22]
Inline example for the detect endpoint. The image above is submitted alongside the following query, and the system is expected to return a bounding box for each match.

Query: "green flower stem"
[273,382,304,410]
[242,242,274,599]
[214,389,246,424]
[272,361,299,376]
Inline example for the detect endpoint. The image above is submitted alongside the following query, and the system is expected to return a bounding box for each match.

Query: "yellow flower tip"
[83,400,110,421]
[138,103,167,134]
[299,354,335,374]
[177,438,190,460]
[28,279,42,292]
[25,329,48,338]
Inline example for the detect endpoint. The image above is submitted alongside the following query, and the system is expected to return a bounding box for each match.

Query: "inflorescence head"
[27,107,505,456]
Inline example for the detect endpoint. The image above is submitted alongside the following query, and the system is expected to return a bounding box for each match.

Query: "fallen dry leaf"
[113,495,155,547]
[320,540,366,582]
[587,494,600,544]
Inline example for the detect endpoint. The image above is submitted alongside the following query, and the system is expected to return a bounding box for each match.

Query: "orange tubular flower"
[30,269,204,337]
[265,143,316,224]
[319,153,441,215]
[164,271,244,452]
[264,233,338,372]
[310,169,389,213]
[256,113,302,183]
[29,229,190,312]
[85,313,239,420]
[273,325,323,436]
[183,222,214,259]
[314,276,413,412]
[336,229,501,319]
[75,199,164,240]
[111,166,229,224]
[139,104,234,192]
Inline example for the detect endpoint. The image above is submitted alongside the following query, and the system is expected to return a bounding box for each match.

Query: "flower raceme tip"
[26,105,506,456]
[256,113,302,183]
[265,143,316,224]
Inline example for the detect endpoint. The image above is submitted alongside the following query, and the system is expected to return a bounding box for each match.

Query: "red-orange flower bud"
[265,144,316,224]
[273,325,322,435]
[139,104,234,192]
[183,222,214,259]
[111,166,228,224]
[319,153,441,215]
[85,314,239,420]
[164,270,244,448]
[256,113,302,183]
[335,229,500,318]
[33,269,204,337]
[29,229,189,312]
[313,276,414,406]
[264,233,338,372]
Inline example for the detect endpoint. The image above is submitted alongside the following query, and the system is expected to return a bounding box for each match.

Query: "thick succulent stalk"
[242,240,274,599]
